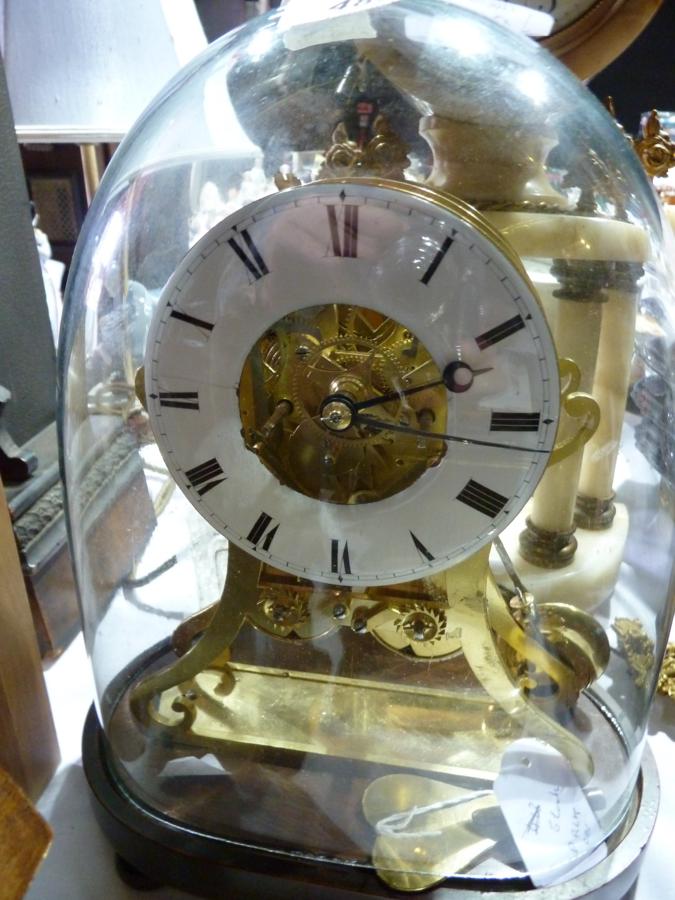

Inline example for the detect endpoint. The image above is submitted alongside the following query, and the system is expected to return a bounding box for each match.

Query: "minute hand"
[353,413,549,454]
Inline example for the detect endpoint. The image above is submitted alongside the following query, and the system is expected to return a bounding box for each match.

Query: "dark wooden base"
[83,704,418,900]
[82,703,657,900]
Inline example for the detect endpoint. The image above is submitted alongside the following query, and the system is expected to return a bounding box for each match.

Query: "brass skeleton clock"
[131,175,608,888]
[62,1,675,897]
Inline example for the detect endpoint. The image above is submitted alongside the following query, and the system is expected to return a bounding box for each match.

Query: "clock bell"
[60,2,674,897]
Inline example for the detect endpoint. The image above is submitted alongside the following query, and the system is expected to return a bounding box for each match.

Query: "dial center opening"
[238,303,447,504]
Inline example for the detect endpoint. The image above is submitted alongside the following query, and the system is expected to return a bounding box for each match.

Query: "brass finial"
[319,114,409,181]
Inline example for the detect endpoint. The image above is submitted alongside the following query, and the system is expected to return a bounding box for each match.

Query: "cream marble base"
[489,503,629,613]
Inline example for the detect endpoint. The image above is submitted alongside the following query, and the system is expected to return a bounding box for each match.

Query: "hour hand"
[352,361,493,411]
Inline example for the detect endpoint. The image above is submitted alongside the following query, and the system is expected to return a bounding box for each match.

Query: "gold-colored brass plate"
[154,663,505,781]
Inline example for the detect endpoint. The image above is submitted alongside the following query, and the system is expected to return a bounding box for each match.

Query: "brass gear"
[256,589,309,635]
[394,604,448,645]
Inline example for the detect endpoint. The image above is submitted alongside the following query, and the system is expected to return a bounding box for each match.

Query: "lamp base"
[82,705,658,900]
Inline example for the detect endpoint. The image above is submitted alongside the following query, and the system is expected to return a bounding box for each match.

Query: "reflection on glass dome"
[61,1,674,894]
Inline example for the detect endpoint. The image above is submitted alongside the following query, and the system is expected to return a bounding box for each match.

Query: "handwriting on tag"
[280,0,553,42]
[440,1,552,35]
[280,0,384,50]
[494,739,606,887]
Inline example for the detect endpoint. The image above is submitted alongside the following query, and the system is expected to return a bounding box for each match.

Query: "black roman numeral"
[457,479,508,518]
[420,235,454,285]
[330,539,352,578]
[247,512,279,551]
[327,204,358,258]
[158,391,199,410]
[490,411,541,432]
[169,309,215,332]
[410,531,434,562]
[184,458,226,495]
[475,315,525,350]
[227,229,269,280]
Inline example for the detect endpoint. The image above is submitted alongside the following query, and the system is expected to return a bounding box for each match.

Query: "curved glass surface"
[60,0,675,889]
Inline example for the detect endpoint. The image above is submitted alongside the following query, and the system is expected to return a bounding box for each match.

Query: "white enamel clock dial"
[146,180,559,586]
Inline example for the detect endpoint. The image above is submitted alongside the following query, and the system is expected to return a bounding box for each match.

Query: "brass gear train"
[289,332,409,441]
[239,304,448,504]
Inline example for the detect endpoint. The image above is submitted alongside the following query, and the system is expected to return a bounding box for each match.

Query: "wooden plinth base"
[82,703,657,900]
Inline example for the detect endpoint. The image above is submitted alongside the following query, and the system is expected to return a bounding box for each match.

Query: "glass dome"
[60,0,675,893]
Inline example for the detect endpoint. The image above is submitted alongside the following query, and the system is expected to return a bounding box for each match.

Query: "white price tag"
[280,0,553,41]
[280,0,394,24]
[494,739,607,887]
[447,0,553,36]
[279,0,386,50]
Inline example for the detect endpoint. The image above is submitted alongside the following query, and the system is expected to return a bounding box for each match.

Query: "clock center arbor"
[60,1,674,895]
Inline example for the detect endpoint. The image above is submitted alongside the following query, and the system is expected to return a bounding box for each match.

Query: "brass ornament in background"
[633,110,675,180]
[612,618,655,689]
[319,115,409,181]
[658,643,675,698]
